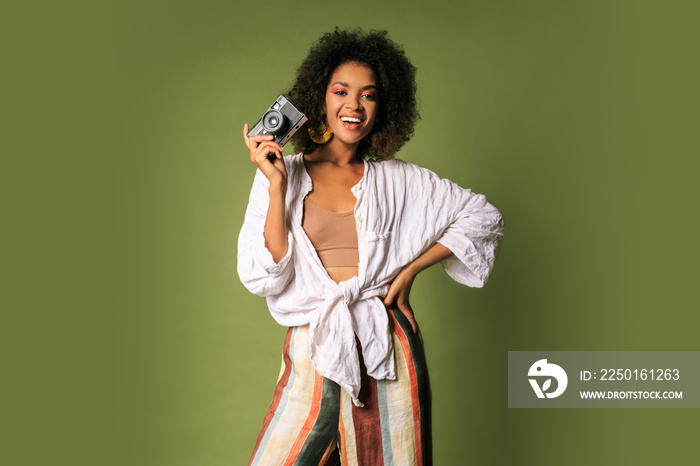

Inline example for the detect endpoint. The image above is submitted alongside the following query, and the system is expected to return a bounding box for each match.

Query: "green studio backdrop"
[6,0,698,465]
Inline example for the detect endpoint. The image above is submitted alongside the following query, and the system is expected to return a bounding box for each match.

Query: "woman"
[239,29,503,466]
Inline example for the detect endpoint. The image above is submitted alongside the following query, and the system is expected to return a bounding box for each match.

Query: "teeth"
[341,117,362,123]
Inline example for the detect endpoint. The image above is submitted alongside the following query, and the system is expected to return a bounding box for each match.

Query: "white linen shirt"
[237,153,503,406]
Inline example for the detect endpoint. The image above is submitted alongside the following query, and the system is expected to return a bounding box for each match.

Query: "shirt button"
[357,186,362,191]
[356,216,363,222]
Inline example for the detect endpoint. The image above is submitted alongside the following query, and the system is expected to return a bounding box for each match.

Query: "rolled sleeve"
[437,193,504,287]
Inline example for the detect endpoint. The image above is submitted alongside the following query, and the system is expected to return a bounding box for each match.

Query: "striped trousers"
[249,306,432,466]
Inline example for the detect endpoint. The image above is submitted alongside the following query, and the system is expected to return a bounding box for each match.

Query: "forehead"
[328,62,377,86]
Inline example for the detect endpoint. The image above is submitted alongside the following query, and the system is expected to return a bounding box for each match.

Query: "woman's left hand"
[382,243,454,335]
[383,266,419,334]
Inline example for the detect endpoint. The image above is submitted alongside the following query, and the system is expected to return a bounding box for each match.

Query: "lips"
[339,115,364,130]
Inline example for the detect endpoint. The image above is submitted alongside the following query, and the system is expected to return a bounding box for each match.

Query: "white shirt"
[237,153,503,406]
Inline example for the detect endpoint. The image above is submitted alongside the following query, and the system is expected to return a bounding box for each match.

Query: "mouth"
[339,115,364,130]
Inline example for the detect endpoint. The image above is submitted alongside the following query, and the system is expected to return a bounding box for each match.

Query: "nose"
[346,94,364,111]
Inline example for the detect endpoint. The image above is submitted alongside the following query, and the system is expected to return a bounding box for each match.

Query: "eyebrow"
[330,81,378,90]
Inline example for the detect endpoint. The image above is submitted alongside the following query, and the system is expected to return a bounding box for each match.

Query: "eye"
[361,93,376,101]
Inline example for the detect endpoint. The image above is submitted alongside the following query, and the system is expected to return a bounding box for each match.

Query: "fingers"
[250,141,284,166]
[383,292,395,308]
[383,282,398,308]
[271,153,288,176]
[383,284,418,334]
[397,301,418,334]
[248,138,287,183]
[249,134,275,146]
[243,123,274,150]
[242,124,251,149]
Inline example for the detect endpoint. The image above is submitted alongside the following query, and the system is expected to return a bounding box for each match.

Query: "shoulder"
[281,153,308,188]
[252,153,305,183]
[368,157,426,176]
[368,157,444,185]
[283,152,305,171]
[369,157,475,208]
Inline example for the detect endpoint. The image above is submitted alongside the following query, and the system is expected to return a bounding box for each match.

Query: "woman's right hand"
[243,123,287,189]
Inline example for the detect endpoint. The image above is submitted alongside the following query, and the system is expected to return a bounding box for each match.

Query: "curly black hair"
[287,28,419,160]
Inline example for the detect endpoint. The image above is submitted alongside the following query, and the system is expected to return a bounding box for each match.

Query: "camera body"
[246,95,308,147]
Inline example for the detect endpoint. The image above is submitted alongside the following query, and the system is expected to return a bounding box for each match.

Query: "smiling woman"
[287,29,419,161]
[324,62,379,145]
[238,28,503,465]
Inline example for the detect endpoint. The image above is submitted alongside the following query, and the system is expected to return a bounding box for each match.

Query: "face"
[323,62,379,147]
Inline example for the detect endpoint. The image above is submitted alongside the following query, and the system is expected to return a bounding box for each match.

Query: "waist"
[318,248,359,268]
[326,266,359,284]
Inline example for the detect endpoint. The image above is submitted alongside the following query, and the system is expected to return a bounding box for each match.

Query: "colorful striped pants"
[249,306,432,466]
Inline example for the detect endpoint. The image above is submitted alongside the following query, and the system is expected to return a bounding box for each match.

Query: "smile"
[340,116,363,124]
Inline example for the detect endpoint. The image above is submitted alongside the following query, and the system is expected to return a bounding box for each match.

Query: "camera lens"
[262,110,286,134]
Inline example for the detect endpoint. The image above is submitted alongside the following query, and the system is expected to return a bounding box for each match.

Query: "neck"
[310,138,362,166]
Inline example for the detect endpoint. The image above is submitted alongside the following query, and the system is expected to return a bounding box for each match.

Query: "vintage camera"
[246,95,308,147]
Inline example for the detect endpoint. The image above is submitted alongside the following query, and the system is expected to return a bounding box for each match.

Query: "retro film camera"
[246,95,308,147]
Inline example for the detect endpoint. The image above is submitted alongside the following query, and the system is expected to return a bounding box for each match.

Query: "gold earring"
[308,122,333,144]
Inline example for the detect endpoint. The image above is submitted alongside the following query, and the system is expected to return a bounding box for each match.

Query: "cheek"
[324,97,340,115]
[368,105,380,123]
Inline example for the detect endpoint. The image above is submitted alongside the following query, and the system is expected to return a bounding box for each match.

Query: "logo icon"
[528,359,568,398]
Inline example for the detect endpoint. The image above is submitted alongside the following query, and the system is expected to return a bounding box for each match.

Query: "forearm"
[384,242,454,333]
[264,184,289,263]
[405,242,454,275]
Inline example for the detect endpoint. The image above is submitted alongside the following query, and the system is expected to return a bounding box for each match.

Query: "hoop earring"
[308,122,333,144]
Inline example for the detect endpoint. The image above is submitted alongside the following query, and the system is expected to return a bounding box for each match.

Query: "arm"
[381,163,503,333]
[403,161,503,287]
[243,124,288,262]
[383,242,454,334]
[264,183,288,263]
[237,125,295,296]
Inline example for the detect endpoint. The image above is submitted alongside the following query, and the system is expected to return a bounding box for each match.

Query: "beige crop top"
[301,197,360,268]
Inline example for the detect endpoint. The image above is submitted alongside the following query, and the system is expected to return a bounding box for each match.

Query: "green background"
[5,0,698,465]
